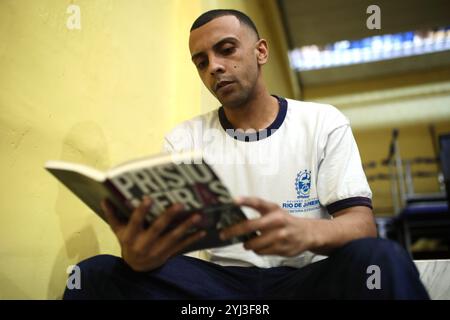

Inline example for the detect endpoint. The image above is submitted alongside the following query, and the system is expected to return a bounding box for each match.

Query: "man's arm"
[220,197,377,257]
[307,205,377,256]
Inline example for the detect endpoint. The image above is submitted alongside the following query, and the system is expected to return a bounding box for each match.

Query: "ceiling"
[278,0,450,86]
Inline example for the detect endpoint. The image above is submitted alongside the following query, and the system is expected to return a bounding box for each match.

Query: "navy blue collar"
[218,95,288,142]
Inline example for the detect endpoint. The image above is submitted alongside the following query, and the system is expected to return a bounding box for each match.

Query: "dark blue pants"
[63,238,429,299]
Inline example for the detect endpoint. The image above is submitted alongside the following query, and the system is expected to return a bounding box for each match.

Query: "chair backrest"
[439,134,450,204]
[440,134,450,180]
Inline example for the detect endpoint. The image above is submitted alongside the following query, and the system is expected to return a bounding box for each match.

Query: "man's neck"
[222,85,279,131]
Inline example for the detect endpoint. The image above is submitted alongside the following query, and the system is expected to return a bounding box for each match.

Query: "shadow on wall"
[0,272,31,299]
[46,122,111,299]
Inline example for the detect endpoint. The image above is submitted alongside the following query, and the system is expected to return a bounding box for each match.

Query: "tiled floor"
[415,259,450,299]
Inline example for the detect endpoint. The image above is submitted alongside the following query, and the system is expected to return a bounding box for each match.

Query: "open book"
[45,151,254,253]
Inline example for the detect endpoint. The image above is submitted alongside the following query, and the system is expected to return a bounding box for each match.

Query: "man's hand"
[220,196,376,257]
[220,197,317,257]
[101,197,206,272]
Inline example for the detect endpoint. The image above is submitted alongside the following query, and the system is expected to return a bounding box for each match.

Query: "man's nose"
[209,57,225,76]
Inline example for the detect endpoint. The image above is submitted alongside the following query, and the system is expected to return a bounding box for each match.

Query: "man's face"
[189,15,265,108]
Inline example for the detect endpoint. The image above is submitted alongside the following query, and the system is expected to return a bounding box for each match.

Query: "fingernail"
[143,197,151,206]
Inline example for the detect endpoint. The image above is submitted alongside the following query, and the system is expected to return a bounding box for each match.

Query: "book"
[45,151,255,253]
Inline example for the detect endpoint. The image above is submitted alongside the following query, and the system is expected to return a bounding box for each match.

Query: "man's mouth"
[215,81,234,92]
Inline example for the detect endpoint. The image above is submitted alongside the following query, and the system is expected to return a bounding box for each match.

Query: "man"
[63,9,429,299]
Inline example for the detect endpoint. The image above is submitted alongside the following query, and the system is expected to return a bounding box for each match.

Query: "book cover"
[45,152,254,253]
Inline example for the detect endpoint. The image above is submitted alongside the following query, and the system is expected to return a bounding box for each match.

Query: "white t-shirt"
[162,96,372,268]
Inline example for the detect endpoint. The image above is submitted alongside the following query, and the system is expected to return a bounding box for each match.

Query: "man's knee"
[333,237,421,281]
[63,254,213,299]
[63,254,125,299]
[337,237,408,262]
[75,254,199,281]
[76,254,125,275]
[328,238,428,298]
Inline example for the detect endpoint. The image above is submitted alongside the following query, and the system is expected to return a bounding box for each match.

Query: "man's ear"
[255,39,269,65]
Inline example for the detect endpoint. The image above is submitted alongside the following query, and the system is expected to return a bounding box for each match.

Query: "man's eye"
[222,47,235,55]
[197,61,207,69]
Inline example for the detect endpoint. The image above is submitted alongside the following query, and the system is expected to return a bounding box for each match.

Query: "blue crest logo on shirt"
[295,170,311,199]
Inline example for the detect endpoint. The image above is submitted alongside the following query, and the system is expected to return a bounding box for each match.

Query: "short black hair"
[190,9,260,39]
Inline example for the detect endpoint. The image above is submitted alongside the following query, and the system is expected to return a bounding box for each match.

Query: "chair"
[384,129,450,258]
[439,134,450,205]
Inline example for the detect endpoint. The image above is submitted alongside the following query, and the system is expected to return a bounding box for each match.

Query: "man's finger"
[162,212,202,244]
[243,229,279,252]
[101,199,123,233]
[141,203,186,243]
[220,210,284,241]
[168,230,207,257]
[126,196,152,235]
[234,196,279,215]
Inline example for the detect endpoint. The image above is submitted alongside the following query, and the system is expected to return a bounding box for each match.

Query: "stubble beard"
[218,79,258,109]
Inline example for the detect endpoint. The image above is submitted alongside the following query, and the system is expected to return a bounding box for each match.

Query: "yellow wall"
[0,0,294,299]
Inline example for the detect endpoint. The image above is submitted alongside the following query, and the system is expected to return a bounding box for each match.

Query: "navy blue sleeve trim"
[326,197,373,215]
